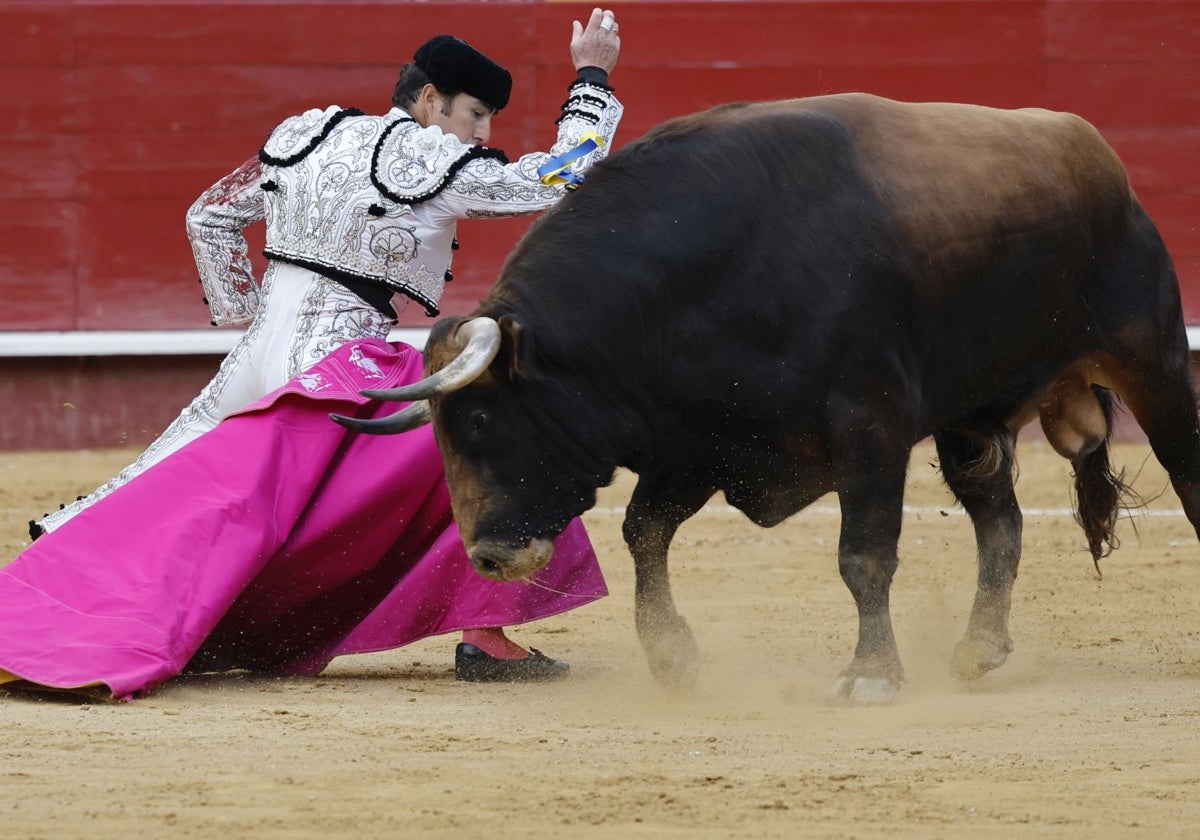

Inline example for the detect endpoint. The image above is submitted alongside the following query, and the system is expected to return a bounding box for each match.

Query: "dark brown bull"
[333,93,1200,704]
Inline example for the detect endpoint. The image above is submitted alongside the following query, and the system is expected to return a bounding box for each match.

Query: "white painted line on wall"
[0,328,430,357]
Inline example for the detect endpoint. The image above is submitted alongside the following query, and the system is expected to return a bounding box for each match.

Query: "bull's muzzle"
[467,538,556,581]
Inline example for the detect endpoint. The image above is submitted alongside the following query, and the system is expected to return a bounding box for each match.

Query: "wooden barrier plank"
[1047,0,1200,60]
[537,1,1044,66]
[597,63,1046,137]
[74,198,201,330]
[0,135,76,200]
[0,280,76,332]
[0,3,72,66]
[74,2,535,68]
[77,134,269,201]
[2,66,78,134]
[1046,60,1200,127]
[1104,128,1200,195]
[0,200,77,271]
[73,65,398,135]
[0,199,78,330]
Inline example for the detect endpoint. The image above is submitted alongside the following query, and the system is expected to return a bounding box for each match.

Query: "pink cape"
[0,339,606,699]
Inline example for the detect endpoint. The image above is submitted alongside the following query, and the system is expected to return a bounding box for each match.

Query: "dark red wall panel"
[1045,60,1200,127]
[4,0,1196,334]
[0,0,1197,449]
[0,5,73,66]
[1046,0,1200,61]
[1105,128,1200,196]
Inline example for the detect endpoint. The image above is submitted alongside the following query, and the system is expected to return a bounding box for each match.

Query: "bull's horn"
[361,317,501,402]
[329,400,432,435]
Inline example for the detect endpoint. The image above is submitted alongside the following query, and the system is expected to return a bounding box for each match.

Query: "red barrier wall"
[1,0,1197,450]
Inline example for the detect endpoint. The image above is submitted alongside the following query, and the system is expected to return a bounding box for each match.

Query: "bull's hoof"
[648,651,700,692]
[645,635,700,691]
[828,673,901,706]
[950,633,1012,681]
[640,620,700,692]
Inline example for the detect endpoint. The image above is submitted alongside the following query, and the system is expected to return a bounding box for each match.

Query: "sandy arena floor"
[0,438,1198,838]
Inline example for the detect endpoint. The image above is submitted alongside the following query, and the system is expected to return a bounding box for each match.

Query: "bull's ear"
[496,315,529,382]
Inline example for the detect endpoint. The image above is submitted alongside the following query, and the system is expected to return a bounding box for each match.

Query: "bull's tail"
[1071,386,1143,573]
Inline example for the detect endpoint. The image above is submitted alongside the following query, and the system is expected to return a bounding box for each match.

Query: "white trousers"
[39,262,395,533]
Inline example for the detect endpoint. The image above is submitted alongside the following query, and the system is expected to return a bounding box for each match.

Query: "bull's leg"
[1108,365,1200,539]
[829,450,909,705]
[1093,204,1200,538]
[623,484,711,690]
[934,425,1022,680]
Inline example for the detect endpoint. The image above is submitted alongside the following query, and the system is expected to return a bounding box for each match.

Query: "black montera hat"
[413,35,512,111]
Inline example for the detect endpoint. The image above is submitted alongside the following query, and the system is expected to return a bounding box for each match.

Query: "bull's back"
[498,94,1142,424]
[804,94,1130,268]
[751,95,1140,420]
[531,93,1132,307]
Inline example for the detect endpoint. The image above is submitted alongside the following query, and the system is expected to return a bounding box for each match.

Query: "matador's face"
[429,90,496,147]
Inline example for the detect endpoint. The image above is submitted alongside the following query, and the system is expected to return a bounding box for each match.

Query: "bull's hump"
[811,97,1127,261]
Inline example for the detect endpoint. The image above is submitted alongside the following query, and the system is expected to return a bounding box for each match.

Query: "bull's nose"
[474,555,505,579]
[467,538,556,581]
[468,546,521,581]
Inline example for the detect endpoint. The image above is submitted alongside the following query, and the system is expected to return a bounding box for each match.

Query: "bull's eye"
[466,409,489,438]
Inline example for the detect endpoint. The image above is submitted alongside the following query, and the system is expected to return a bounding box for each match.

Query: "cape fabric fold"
[0,339,606,699]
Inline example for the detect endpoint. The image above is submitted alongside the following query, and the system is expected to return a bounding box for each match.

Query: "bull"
[332,93,1200,704]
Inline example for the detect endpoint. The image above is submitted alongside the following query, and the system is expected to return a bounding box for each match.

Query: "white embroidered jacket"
[187,81,623,325]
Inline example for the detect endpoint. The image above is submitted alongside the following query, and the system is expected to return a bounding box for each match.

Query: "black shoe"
[454,643,570,683]
[28,520,43,541]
